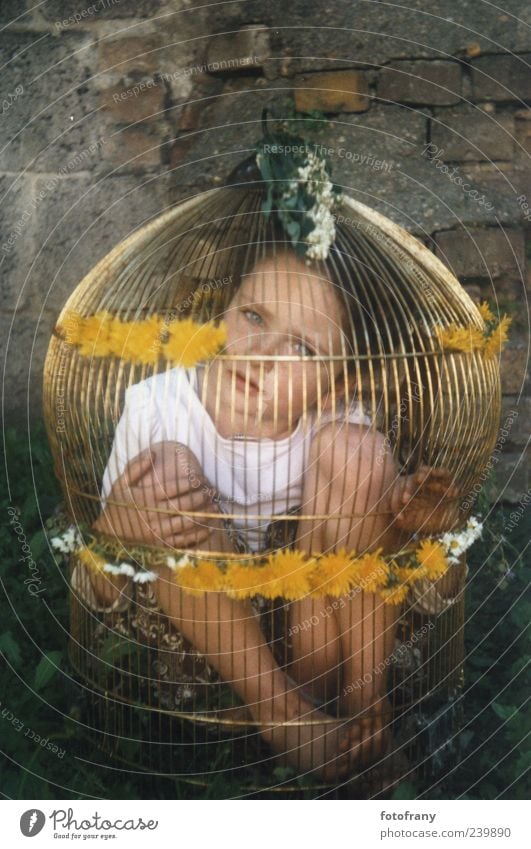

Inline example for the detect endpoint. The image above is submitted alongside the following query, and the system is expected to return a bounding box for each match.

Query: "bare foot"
[253,691,379,782]
[338,695,393,768]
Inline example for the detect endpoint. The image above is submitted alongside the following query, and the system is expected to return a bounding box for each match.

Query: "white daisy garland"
[439,515,483,565]
[51,525,82,554]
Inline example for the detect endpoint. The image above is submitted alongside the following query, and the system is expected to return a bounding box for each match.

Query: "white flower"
[166,553,192,570]
[439,516,483,564]
[133,570,159,583]
[51,525,82,554]
[103,562,136,577]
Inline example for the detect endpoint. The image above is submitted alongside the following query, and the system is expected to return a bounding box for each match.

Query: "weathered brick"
[491,451,529,503]
[472,52,531,102]
[42,0,165,24]
[99,35,163,75]
[458,163,531,223]
[431,106,514,161]
[177,101,204,132]
[205,1,531,73]
[206,25,270,74]
[378,60,462,105]
[294,71,369,113]
[0,31,101,172]
[0,174,36,311]
[501,397,531,446]
[0,310,56,425]
[514,108,531,158]
[168,85,294,186]
[500,342,530,394]
[103,127,162,169]
[434,227,525,279]
[28,173,172,316]
[100,82,165,123]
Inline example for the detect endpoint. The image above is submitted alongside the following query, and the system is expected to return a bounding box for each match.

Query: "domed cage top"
[43,177,500,795]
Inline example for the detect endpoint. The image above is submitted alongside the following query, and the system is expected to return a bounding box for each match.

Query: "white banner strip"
[2,800,527,848]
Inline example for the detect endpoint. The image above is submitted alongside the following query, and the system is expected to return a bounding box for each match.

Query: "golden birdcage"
[43,151,502,798]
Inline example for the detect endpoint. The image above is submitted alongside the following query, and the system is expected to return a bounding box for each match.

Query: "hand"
[390,465,460,535]
[93,442,229,549]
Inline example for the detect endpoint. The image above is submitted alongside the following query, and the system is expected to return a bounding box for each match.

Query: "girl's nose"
[254,330,282,357]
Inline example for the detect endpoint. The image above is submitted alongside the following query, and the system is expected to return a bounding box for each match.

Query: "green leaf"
[21,493,38,526]
[256,153,271,182]
[0,631,22,665]
[273,765,296,781]
[284,219,301,238]
[34,650,63,691]
[99,636,137,665]
[30,530,47,560]
[282,193,299,210]
[392,780,418,799]
[261,196,272,217]
[510,602,531,629]
[491,702,516,722]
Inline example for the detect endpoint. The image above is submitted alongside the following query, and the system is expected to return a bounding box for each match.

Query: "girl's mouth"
[233,370,260,393]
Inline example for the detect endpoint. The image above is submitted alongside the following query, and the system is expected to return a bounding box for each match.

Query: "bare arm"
[93,441,235,551]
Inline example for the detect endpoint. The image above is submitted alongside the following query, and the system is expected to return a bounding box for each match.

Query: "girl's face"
[208,251,352,436]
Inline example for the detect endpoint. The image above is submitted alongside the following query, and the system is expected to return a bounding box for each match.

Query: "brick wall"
[1,0,529,501]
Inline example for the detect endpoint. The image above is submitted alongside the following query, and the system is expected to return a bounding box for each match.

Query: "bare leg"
[289,596,342,707]
[289,423,403,763]
[155,563,372,780]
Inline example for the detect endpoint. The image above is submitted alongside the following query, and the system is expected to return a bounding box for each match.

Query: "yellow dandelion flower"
[67,311,115,357]
[59,311,226,368]
[77,545,107,575]
[379,583,410,605]
[162,319,227,366]
[478,301,495,324]
[307,548,355,597]
[435,323,485,353]
[355,551,390,593]
[263,549,313,599]
[393,565,425,586]
[174,559,225,596]
[279,568,314,600]
[415,539,449,580]
[225,561,266,600]
[109,315,164,365]
[483,316,512,359]
[58,312,86,345]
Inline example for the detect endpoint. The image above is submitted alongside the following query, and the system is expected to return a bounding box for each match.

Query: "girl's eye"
[243,309,263,325]
[293,340,316,357]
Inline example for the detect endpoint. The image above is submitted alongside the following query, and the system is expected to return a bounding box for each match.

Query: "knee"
[310,424,397,510]
[310,423,384,483]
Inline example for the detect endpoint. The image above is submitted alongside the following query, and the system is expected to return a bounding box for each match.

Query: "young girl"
[90,244,457,782]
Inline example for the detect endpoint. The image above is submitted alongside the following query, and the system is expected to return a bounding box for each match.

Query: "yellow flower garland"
[56,311,227,367]
[74,540,451,605]
[435,301,511,359]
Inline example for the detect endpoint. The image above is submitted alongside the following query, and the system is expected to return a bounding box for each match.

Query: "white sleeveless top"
[101,366,371,552]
